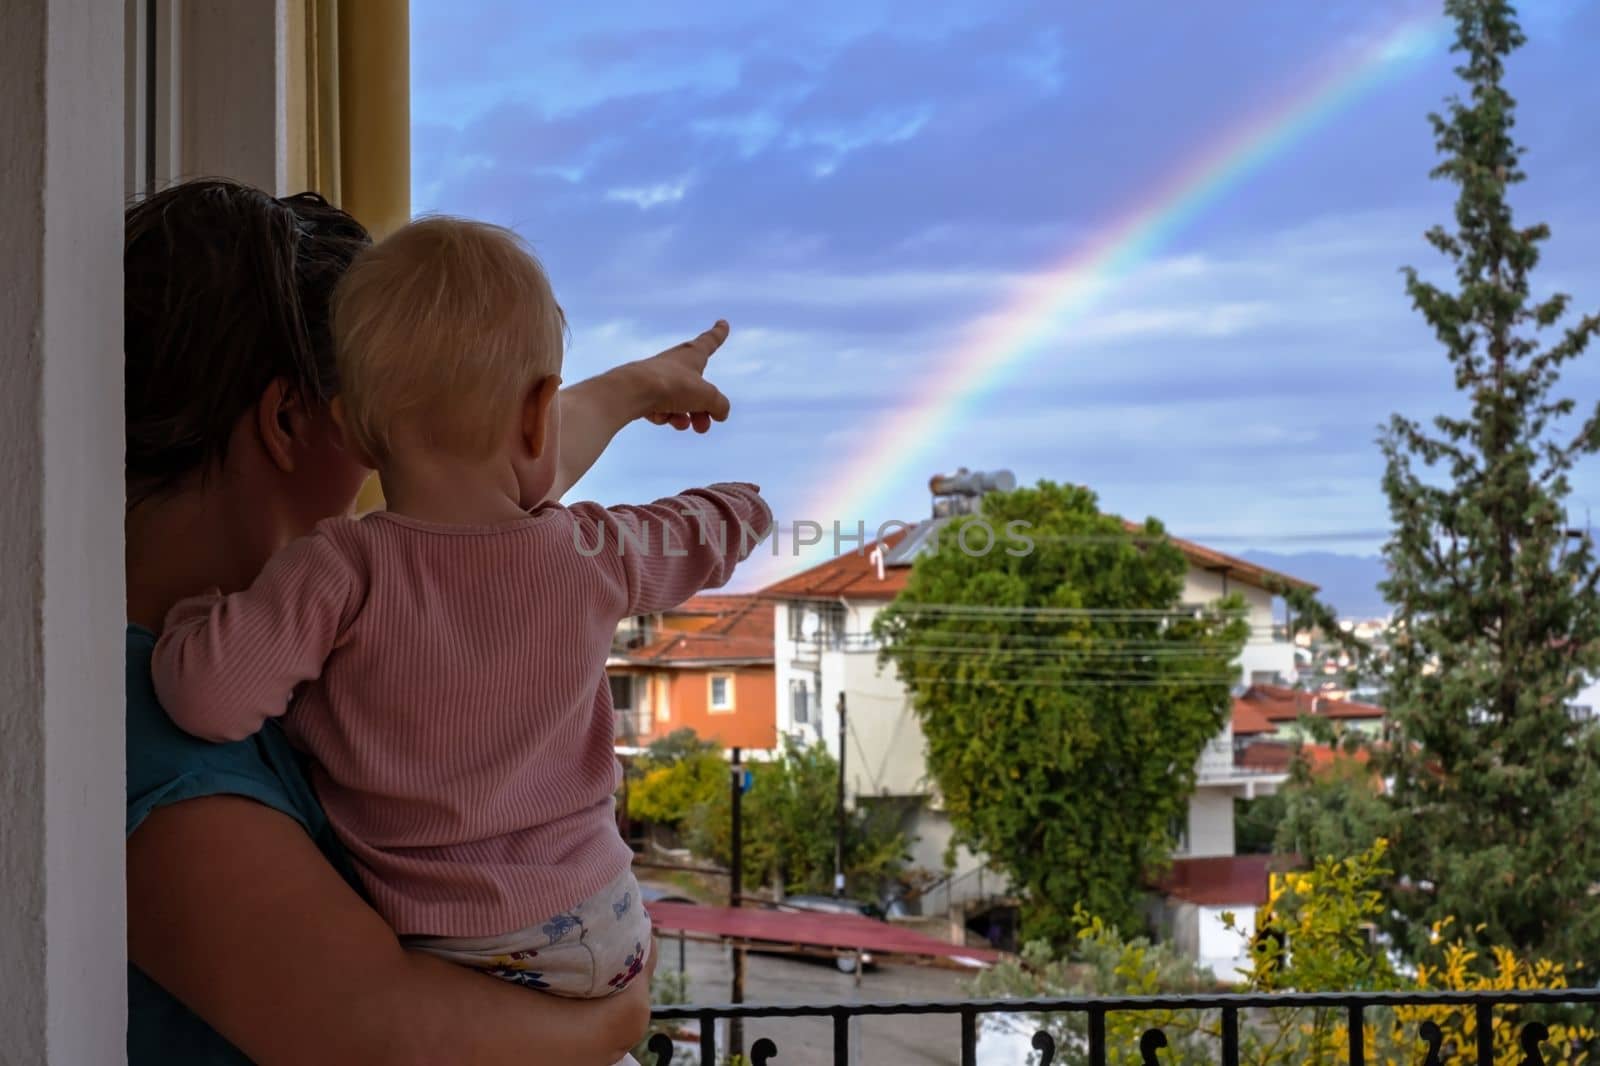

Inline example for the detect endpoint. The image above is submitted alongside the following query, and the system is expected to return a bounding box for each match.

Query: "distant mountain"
[1242,550,1391,621]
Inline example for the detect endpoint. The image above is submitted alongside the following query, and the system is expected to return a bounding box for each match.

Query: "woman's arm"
[552,320,733,501]
[128,795,653,1066]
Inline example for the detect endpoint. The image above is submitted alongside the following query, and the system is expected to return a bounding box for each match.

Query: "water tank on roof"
[928,468,1017,497]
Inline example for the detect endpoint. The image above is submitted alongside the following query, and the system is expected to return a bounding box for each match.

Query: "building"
[608,594,779,753]
[4,3,415,1059]
[1154,854,1294,982]
[760,474,1316,933]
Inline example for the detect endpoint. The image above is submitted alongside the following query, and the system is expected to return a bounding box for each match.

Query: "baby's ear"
[520,375,562,458]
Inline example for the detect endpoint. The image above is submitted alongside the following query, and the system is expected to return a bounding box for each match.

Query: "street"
[651,936,979,1065]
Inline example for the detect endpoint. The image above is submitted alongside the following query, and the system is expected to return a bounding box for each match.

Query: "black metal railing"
[646,988,1600,1065]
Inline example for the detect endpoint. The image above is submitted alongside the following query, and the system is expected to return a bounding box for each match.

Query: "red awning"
[644,901,1003,968]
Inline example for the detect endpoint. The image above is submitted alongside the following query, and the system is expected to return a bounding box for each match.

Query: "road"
[649,936,979,1065]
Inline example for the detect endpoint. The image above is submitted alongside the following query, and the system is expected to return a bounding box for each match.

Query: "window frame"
[708,673,735,714]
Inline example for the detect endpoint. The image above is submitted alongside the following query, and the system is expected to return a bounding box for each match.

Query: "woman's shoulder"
[125,624,334,846]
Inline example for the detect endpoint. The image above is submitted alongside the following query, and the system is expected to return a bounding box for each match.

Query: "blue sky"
[410,0,1600,563]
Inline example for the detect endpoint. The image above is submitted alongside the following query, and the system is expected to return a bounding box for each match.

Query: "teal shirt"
[126,624,356,1064]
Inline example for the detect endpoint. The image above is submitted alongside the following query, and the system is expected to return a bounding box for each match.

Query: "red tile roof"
[759,523,1316,602]
[757,530,914,601]
[1234,740,1376,778]
[1301,743,1374,773]
[1236,741,1295,774]
[1231,698,1277,736]
[623,595,774,666]
[1134,524,1316,593]
[1237,683,1386,723]
[675,593,760,615]
[1157,855,1292,906]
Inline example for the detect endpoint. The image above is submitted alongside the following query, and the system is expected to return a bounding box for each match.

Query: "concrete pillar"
[0,1,127,1063]
[176,0,288,192]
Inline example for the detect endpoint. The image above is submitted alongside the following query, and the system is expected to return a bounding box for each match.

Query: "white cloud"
[604,177,692,209]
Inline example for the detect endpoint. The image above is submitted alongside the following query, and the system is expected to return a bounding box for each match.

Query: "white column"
[173,0,290,193]
[0,1,127,1064]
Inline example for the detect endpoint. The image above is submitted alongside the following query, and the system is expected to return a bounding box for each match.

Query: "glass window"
[790,679,810,724]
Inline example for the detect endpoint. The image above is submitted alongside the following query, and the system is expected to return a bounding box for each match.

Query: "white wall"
[1,1,127,1062]
[1573,676,1600,719]
[1197,904,1253,982]
[840,648,927,797]
[1182,790,1237,858]
[1182,571,1294,684]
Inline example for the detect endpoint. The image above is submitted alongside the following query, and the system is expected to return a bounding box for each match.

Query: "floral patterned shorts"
[406,868,651,998]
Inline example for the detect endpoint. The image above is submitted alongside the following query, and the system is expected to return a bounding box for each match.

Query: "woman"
[125,179,727,1065]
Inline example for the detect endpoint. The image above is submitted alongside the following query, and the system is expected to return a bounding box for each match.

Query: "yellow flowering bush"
[973,841,1592,1066]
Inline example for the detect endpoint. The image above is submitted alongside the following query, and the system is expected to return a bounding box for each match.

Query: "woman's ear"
[256,378,299,474]
[520,375,563,458]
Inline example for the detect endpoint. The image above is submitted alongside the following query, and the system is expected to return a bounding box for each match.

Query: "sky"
[410,0,1600,587]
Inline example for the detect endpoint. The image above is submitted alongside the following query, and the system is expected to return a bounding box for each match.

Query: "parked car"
[766,894,888,973]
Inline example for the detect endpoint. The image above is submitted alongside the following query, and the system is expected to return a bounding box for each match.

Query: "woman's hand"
[607,936,662,1051]
[129,795,664,1066]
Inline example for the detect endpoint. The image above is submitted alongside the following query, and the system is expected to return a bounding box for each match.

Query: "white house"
[760,475,1313,956]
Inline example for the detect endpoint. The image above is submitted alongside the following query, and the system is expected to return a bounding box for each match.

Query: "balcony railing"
[646,988,1600,1065]
[792,632,882,654]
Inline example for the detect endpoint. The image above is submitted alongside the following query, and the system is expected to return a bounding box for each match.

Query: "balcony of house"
[643,988,1600,1065]
[1193,731,1289,794]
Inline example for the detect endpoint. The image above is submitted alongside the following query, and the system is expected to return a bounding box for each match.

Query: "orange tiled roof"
[623,595,774,666]
[1231,698,1277,736]
[1236,741,1295,773]
[675,593,759,615]
[760,522,1316,602]
[1133,523,1317,593]
[1235,739,1376,779]
[1237,683,1386,723]
[757,529,914,601]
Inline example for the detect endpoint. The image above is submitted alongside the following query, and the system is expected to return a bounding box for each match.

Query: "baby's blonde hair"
[332,216,565,463]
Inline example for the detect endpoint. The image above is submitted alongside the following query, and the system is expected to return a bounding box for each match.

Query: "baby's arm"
[151,530,358,743]
[576,483,772,615]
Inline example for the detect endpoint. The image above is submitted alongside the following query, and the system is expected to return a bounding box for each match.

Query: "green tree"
[685,740,910,897]
[1374,0,1600,965]
[1272,746,1388,865]
[874,481,1248,942]
[627,745,727,830]
[1235,792,1287,856]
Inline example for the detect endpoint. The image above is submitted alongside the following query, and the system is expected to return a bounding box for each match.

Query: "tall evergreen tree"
[1377,0,1600,964]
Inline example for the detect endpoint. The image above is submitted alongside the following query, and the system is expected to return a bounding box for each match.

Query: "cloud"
[605,178,692,209]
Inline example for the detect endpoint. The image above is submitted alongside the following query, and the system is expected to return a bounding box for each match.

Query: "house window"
[709,674,734,713]
[609,674,634,711]
[790,679,811,724]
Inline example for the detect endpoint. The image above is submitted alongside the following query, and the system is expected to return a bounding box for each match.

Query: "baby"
[152,217,771,1011]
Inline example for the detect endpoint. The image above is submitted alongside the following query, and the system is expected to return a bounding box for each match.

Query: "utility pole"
[834,692,847,898]
[729,746,744,1059]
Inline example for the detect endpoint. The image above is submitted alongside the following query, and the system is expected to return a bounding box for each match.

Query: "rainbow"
[754,12,1447,585]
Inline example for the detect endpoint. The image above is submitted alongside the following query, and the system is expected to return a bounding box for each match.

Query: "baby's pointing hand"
[640,320,732,434]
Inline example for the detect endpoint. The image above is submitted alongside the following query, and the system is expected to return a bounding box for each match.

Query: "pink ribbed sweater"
[152,484,770,937]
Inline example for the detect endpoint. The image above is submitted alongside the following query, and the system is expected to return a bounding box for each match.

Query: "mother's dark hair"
[125,178,370,503]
